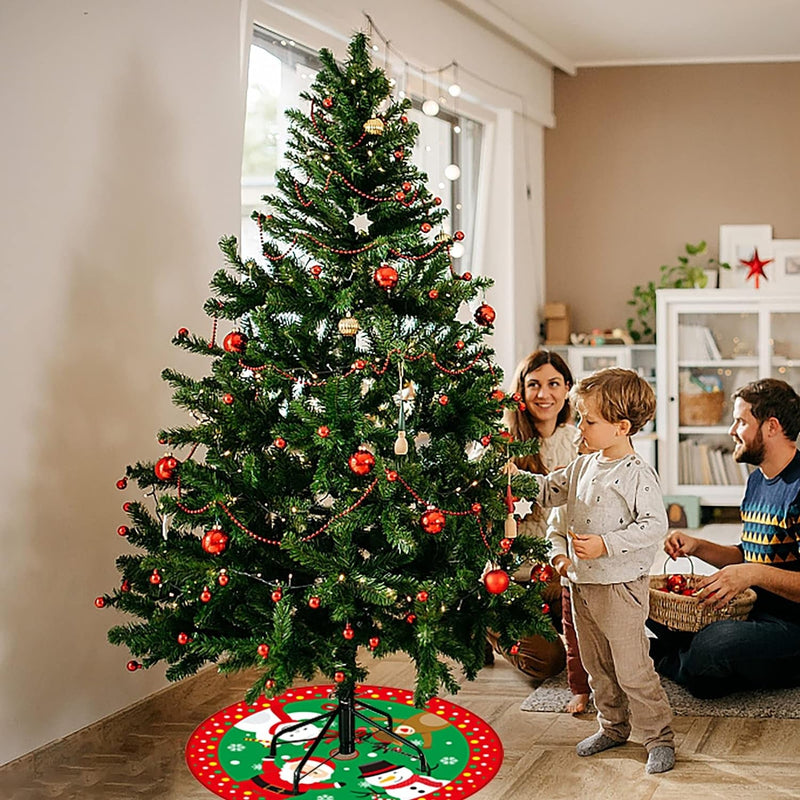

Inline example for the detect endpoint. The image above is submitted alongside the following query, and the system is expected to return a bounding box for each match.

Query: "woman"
[488,349,590,713]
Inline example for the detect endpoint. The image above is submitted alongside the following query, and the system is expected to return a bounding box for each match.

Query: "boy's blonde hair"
[574,367,655,436]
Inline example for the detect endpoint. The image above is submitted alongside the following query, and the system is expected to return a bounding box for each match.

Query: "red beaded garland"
[462,272,472,281]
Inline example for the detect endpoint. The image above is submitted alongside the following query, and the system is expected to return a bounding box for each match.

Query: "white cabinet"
[549,344,657,467]
[656,289,800,506]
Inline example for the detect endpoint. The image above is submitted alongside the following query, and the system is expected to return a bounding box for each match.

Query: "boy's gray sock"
[575,731,626,757]
[645,745,675,774]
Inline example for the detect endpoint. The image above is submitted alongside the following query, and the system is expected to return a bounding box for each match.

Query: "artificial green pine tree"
[104,33,552,726]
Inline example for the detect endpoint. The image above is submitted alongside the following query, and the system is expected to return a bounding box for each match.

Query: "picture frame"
[718,224,773,288]
[770,239,800,289]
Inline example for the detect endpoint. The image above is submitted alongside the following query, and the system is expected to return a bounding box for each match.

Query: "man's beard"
[733,427,765,465]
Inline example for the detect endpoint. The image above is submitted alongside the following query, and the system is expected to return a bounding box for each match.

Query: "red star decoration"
[740,247,773,289]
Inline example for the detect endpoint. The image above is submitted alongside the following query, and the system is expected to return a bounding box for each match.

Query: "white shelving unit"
[549,344,657,468]
[656,288,800,506]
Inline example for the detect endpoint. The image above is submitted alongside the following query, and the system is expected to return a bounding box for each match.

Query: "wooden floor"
[3,650,800,799]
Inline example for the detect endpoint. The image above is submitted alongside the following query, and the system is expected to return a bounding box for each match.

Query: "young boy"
[517,367,674,774]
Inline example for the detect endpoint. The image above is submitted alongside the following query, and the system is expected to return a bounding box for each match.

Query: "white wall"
[0,0,551,764]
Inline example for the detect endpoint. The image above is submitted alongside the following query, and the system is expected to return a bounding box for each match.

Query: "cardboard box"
[543,302,570,345]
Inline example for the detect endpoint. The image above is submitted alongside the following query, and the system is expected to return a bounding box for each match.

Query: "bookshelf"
[656,288,800,506]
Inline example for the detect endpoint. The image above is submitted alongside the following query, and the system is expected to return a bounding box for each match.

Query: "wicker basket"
[679,391,725,426]
[648,558,756,632]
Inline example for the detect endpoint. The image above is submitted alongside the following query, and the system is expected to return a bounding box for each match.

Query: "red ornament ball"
[480,435,492,446]
[510,642,520,655]
[271,588,283,602]
[518,402,527,412]
[94,596,106,608]
[177,327,189,338]
[512,392,522,402]
[177,632,190,645]
[374,265,399,289]
[462,272,472,281]
[317,425,330,438]
[406,613,416,624]
[386,470,398,482]
[310,264,322,278]
[222,331,248,354]
[122,502,132,512]
[369,636,380,650]
[334,671,345,683]
[117,525,129,537]
[343,625,355,640]
[218,573,229,586]
[120,579,131,592]
[348,449,375,476]
[421,508,446,534]
[433,196,442,205]
[154,456,178,481]
[455,340,465,350]
[454,231,465,241]
[500,537,513,552]
[542,603,551,614]
[484,569,510,595]
[471,502,482,513]
[402,182,412,192]
[126,660,141,672]
[438,395,449,406]
[474,303,496,326]
[200,587,212,603]
[394,149,404,159]
[322,96,333,108]
[116,477,127,490]
[420,222,432,233]
[531,564,554,583]
[417,590,429,602]
[257,643,270,658]
[202,528,229,555]
[149,570,161,585]
[222,393,234,405]
[354,359,367,370]
[394,190,406,201]
[273,437,287,449]
[309,596,321,609]
[400,115,408,124]
[428,289,439,299]
[666,574,688,594]
[491,389,505,401]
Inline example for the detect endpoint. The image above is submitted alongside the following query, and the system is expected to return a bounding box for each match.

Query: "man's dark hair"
[733,379,800,441]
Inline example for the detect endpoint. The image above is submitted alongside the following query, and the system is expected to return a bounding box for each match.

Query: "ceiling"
[450,0,800,72]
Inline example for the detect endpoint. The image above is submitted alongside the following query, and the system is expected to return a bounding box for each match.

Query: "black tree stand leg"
[268,683,431,794]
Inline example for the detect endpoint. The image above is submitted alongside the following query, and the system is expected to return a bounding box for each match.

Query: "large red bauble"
[474,303,496,326]
[154,456,179,481]
[421,508,446,534]
[373,265,399,289]
[348,449,375,476]
[484,569,510,595]
[202,528,229,555]
[222,331,248,354]
[666,574,688,594]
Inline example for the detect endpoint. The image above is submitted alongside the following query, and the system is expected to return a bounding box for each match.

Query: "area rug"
[520,672,800,718]
[186,684,502,799]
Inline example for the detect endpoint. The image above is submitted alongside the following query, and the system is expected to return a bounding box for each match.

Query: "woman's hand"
[553,554,572,577]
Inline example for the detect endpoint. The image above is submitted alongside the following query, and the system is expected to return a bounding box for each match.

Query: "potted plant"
[626,241,730,343]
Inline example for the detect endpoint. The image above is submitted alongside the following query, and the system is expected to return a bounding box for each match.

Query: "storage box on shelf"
[656,288,800,506]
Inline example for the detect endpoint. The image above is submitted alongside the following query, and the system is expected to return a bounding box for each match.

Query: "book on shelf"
[678,324,722,361]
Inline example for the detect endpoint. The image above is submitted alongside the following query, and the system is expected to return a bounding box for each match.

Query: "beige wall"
[545,62,800,336]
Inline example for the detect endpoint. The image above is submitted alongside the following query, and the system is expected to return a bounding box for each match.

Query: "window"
[241,26,483,271]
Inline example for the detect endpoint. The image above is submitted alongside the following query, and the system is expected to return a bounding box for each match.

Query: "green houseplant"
[626,240,730,343]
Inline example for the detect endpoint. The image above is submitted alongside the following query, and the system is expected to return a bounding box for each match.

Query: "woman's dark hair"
[506,349,574,475]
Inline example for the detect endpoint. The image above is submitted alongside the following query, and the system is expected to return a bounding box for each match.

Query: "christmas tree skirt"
[520,672,800,718]
[186,684,502,799]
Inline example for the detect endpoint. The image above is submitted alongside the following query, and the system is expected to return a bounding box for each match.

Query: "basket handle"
[662,554,695,575]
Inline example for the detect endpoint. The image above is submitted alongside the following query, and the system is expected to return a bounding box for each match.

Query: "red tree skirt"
[186,684,502,799]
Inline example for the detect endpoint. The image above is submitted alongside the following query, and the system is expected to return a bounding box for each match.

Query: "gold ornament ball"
[338,315,360,336]
[363,117,385,135]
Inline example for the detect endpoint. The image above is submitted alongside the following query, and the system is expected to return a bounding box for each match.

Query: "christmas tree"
[102,33,551,717]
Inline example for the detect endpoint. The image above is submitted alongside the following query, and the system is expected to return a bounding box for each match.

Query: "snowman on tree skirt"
[360,760,448,799]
